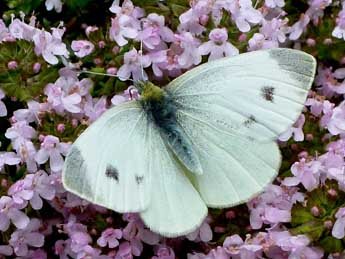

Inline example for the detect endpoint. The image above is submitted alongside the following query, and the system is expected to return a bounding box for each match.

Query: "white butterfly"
[62,48,316,237]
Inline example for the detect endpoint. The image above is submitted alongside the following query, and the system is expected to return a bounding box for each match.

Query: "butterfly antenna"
[139,20,145,81]
[78,70,134,82]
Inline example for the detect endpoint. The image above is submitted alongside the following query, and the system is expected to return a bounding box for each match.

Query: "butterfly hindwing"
[140,123,207,237]
[165,48,315,207]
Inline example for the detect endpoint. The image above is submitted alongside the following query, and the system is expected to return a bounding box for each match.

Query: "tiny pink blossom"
[45,0,63,12]
[199,28,239,61]
[7,60,18,70]
[0,152,21,171]
[289,14,310,40]
[0,196,29,231]
[117,48,151,81]
[97,228,122,248]
[186,220,213,242]
[279,114,305,142]
[0,89,7,117]
[71,40,95,58]
[84,96,107,123]
[35,135,70,172]
[283,159,321,191]
[152,245,175,259]
[332,207,345,239]
[9,218,44,257]
[33,28,69,65]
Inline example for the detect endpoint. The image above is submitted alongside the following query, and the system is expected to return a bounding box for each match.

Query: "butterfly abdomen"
[140,82,203,175]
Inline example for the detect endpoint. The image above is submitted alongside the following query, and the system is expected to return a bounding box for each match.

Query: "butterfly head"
[135,81,165,102]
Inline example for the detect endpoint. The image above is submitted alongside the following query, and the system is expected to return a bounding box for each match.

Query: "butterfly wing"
[165,48,316,207]
[63,101,207,236]
[62,101,152,212]
[166,48,316,141]
[140,122,207,237]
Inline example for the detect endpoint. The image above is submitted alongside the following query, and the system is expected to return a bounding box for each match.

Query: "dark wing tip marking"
[63,146,93,197]
[135,175,144,184]
[105,165,119,182]
[261,86,275,102]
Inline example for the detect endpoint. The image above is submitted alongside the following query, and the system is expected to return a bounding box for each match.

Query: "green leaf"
[290,221,324,241]
[319,236,344,253]
[291,204,314,226]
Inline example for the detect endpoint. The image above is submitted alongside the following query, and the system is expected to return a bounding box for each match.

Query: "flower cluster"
[1,0,345,258]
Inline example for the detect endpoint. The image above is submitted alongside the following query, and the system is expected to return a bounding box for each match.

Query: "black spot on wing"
[261,86,275,102]
[105,165,119,182]
[243,115,256,128]
[135,175,144,184]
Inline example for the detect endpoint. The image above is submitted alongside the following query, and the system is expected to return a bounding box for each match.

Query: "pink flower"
[178,0,212,35]
[247,185,302,229]
[35,135,70,172]
[32,28,69,65]
[84,96,107,123]
[140,13,174,49]
[326,101,345,135]
[332,7,345,40]
[9,18,38,41]
[5,121,36,147]
[13,100,41,123]
[283,159,321,191]
[248,33,277,51]
[270,231,323,258]
[279,114,305,142]
[265,0,285,8]
[0,152,21,171]
[70,231,92,253]
[175,32,202,69]
[289,14,310,40]
[109,0,142,47]
[9,218,44,257]
[8,178,34,205]
[122,213,159,256]
[305,97,324,116]
[186,219,213,242]
[116,242,133,259]
[44,71,92,114]
[332,207,345,239]
[0,19,11,42]
[111,86,139,106]
[117,48,151,81]
[26,171,56,210]
[71,40,95,58]
[152,245,175,259]
[0,89,7,117]
[199,28,239,61]
[0,196,29,231]
[97,228,122,248]
[0,245,13,256]
[223,234,262,258]
[45,0,62,12]
[228,0,262,32]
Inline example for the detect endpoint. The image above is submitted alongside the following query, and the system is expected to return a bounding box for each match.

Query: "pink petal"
[8,208,30,229]
[49,149,64,172]
[25,233,44,247]
[0,213,10,231]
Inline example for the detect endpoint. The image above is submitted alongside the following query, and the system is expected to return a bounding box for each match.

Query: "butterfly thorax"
[138,81,203,175]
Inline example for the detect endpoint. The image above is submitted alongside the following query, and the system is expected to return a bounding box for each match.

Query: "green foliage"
[0,41,59,102]
[290,180,345,253]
